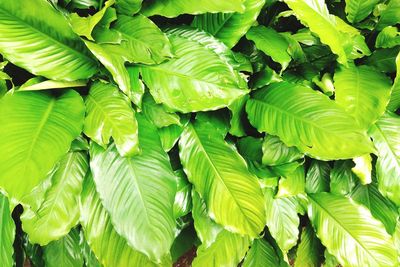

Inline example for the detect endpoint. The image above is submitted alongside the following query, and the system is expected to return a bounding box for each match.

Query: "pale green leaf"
[334,64,392,129]
[388,51,400,111]
[179,119,265,237]
[44,228,83,267]
[264,189,299,253]
[351,154,372,185]
[80,174,162,267]
[21,152,88,245]
[246,81,374,160]
[368,112,400,206]
[246,26,291,70]
[140,27,248,113]
[84,81,139,157]
[19,77,86,91]
[0,193,14,267]
[173,170,192,219]
[0,90,84,200]
[308,193,397,267]
[90,114,177,262]
[142,0,245,18]
[158,124,184,152]
[192,0,266,48]
[0,0,98,81]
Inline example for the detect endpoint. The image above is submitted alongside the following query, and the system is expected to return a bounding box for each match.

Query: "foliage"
[0,0,399,266]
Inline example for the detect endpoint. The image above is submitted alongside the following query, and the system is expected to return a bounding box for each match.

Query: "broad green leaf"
[350,183,398,234]
[246,81,374,160]
[179,119,265,237]
[84,81,139,157]
[142,0,245,18]
[276,165,305,198]
[80,174,161,267]
[0,0,97,81]
[345,0,379,23]
[351,154,372,185]
[228,95,250,137]
[80,234,101,267]
[192,0,266,48]
[21,152,88,245]
[334,64,392,129]
[376,0,400,30]
[366,46,400,73]
[305,160,330,194]
[192,230,251,267]
[142,93,181,128]
[173,170,192,219]
[388,51,400,111]
[0,193,14,267]
[262,135,303,166]
[140,27,248,113]
[330,161,357,196]
[246,26,291,70]
[0,90,84,200]
[191,191,223,248]
[264,189,299,253]
[376,26,400,49]
[44,229,83,267]
[115,0,142,15]
[286,0,369,64]
[113,14,173,64]
[158,124,184,152]
[323,250,340,267]
[90,114,177,262]
[308,193,397,267]
[368,112,400,206]
[242,239,283,267]
[294,225,323,267]
[70,0,115,41]
[313,73,335,96]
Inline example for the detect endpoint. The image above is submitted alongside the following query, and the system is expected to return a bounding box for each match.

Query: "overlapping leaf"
[0,194,14,267]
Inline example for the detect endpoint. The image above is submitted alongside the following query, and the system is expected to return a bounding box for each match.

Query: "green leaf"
[376,26,400,49]
[192,0,266,48]
[173,170,192,219]
[294,225,323,267]
[191,191,223,247]
[284,0,364,65]
[334,64,392,129]
[276,165,305,198]
[0,193,15,267]
[242,239,283,267]
[80,174,162,267]
[142,0,245,18]
[246,81,374,160]
[158,124,184,152]
[192,230,251,267]
[140,27,248,113]
[388,51,400,111]
[344,0,379,23]
[179,119,265,237]
[84,81,139,157]
[366,46,400,73]
[70,0,115,41]
[351,154,372,185]
[368,112,400,206]
[308,193,397,267]
[142,93,181,128]
[19,77,86,91]
[246,26,292,70]
[44,228,84,267]
[0,90,84,200]
[350,183,398,234]
[264,189,299,253]
[113,14,173,64]
[115,0,142,15]
[305,160,331,194]
[21,152,88,245]
[262,135,303,166]
[0,0,97,81]
[228,95,250,137]
[89,114,177,262]
[330,161,357,196]
[376,0,400,30]
[80,233,101,267]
